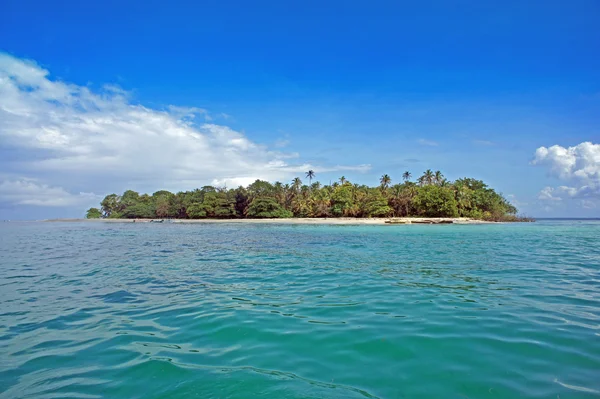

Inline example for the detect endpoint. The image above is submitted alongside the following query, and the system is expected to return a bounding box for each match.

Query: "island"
[84,170,533,222]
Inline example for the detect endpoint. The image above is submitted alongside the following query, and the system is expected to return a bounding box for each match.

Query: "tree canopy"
[86,170,523,221]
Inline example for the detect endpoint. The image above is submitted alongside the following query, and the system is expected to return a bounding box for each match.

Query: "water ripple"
[1,221,600,398]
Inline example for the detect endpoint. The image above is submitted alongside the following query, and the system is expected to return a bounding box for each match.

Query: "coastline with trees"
[85,170,532,222]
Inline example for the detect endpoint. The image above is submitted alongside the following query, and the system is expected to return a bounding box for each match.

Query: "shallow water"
[1,220,599,398]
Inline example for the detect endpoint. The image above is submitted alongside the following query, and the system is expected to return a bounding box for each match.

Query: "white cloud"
[532,142,600,183]
[0,179,101,207]
[167,105,211,121]
[538,186,563,201]
[417,138,438,146]
[0,53,369,208]
[532,142,600,207]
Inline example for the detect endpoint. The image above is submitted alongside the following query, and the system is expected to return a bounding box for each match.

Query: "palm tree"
[380,174,391,190]
[292,177,302,192]
[434,170,444,185]
[402,171,411,182]
[273,182,285,206]
[305,170,315,186]
[339,176,347,185]
[422,169,434,185]
[403,182,418,215]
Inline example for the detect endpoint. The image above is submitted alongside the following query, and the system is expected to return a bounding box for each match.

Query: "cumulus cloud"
[0,53,370,209]
[532,142,600,182]
[532,142,600,205]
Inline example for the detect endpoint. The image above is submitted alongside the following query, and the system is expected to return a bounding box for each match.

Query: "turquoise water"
[1,221,599,398]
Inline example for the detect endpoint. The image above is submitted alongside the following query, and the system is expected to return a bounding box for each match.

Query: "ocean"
[1,220,599,398]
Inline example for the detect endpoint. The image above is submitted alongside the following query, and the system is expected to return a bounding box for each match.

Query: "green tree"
[86,169,520,221]
[434,170,445,185]
[420,169,435,186]
[203,191,236,218]
[100,194,120,217]
[153,190,174,218]
[330,184,354,216]
[86,207,102,219]
[379,174,391,190]
[120,190,140,210]
[246,197,293,218]
[121,203,155,219]
[362,189,392,217]
[413,185,459,217]
[247,180,275,198]
[292,177,302,192]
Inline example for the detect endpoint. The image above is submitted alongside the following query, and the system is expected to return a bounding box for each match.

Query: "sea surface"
[1,220,599,398]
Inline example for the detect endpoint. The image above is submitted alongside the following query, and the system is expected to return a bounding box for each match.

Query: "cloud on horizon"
[0,53,370,212]
[532,141,600,210]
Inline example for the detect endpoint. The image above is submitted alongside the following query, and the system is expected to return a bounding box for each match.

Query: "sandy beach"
[44,217,494,225]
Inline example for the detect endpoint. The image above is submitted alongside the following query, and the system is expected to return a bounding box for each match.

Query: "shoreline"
[43,217,496,225]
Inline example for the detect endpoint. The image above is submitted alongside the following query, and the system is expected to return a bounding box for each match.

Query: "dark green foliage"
[246,197,293,218]
[121,203,155,219]
[330,185,354,216]
[413,185,459,217]
[86,207,102,218]
[186,191,235,219]
[91,170,523,220]
[362,190,392,217]
[100,193,120,217]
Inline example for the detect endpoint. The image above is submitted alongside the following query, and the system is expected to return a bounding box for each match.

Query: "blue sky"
[1,0,599,219]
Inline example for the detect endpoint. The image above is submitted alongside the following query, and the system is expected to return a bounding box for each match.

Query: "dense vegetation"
[86,170,524,221]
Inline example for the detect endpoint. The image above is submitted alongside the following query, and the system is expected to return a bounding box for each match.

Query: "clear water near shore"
[1,220,599,398]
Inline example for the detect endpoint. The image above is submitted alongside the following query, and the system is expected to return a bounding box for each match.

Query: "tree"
[121,203,155,219]
[379,174,391,190]
[203,191,236,218]
[86,169,520,221]
[420,169,435,186]
[86,208,102,219]
[330,184,354,216]
[247,180,275,199]
[305,170,315,186]
[362,189,392,217]
[153,190,173,218]
[292,177,302,192]
[434,170,445,185]
[120,190,140,211]
[100,194,120,218]
[246,197,293,218]
[413,185,459,217]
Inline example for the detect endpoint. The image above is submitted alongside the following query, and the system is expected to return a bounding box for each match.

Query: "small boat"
[385,219,409,224]
[150,219,164,223]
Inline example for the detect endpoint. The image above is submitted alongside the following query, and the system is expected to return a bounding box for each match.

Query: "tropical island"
[85,170,531,222]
